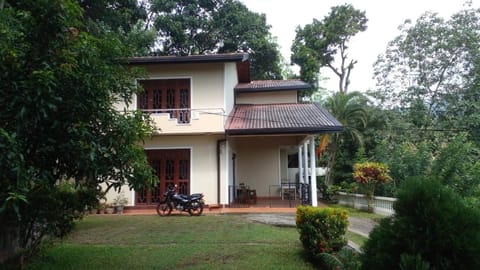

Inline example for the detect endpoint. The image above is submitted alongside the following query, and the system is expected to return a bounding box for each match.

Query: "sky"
[240,0,480,92]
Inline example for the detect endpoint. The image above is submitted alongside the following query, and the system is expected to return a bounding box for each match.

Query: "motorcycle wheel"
[156,202,172,216]
[188,201,204,216]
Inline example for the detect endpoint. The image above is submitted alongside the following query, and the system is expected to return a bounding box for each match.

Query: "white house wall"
[116,63,229,134]
[143,134,225,205]
[235,91,297,104]
[224,62,237,116]
[232,136,303,197]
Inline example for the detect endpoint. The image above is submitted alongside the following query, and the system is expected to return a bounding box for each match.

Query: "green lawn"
[326,203,385,221]
[27,215,316,270]
[346,231,368,247]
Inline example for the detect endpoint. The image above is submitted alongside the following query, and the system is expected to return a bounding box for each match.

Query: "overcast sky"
[240,0,480,92]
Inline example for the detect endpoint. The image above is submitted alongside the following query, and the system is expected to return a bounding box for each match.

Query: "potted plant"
[105,203,115,214]
[113,193,128,214]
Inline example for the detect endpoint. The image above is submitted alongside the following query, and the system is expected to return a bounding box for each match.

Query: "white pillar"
[303,141,309,188]
[298,146,303,183]
[309,137,317,207]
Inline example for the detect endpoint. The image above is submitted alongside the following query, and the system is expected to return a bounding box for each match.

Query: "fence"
[336,192,396,216]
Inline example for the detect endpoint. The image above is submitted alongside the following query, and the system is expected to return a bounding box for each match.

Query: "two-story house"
[108,53,342,208]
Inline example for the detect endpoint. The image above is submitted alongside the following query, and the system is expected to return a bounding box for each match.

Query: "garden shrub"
[296,206,349,258]
[353,162,391,212]
[360,177,480,270]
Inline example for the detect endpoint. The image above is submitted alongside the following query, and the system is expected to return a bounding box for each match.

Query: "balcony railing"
[141,108,191,124]
[139,108,226,126]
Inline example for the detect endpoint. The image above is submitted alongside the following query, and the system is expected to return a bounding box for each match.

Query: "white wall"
[236,91,297,104]
[142,134,224,205]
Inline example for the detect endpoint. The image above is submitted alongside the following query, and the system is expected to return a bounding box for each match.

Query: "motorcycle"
[156,185,204,216]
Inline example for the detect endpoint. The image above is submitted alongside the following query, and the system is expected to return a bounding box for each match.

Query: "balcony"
[141,108,226,134]
[141,108,191,124]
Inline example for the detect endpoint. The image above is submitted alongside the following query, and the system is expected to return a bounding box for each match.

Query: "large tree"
[0,0,155,264]
[373,6,480,141]
[291,4,367,95]
[149,0,283,80]
[79,0,156,56]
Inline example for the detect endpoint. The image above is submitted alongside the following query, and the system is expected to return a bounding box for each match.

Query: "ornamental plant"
[296,206,349,265]
[353,162,391,212]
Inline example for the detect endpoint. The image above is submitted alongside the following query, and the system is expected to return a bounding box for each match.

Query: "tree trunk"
[325,140,338,186]
[0,224,20,264]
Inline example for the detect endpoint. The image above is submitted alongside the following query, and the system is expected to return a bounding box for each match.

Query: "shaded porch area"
[227,182,312,208]
[224,102,343,207]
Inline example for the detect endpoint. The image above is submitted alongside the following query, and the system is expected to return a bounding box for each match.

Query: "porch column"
[303,141,309,188]
[298,146,303,183]
[309,137,318,207]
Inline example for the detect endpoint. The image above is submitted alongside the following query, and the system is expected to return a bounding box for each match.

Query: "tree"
[149,0,283,80]
[373,6,480,140]
[0,0,155,264]
[79,0,148,33]
[79,0,156,56]
[323,92,367,185]
[291,4,367,96]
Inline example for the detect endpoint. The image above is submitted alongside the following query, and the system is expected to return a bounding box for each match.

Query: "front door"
[136,149,190,205]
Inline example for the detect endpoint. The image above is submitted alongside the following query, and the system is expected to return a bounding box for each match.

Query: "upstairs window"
[138,79,191,123]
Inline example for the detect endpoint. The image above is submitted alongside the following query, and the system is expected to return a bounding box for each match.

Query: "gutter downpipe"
[217,138,226,205]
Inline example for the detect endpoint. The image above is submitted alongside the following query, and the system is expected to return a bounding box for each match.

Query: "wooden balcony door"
[137,79,191,123]
[136,149,190,205]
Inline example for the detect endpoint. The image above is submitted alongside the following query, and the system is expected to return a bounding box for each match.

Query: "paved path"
[243,213,377,252]
[243,214,376,236]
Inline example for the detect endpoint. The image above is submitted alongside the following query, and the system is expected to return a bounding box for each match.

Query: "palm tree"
[322,91,367,185]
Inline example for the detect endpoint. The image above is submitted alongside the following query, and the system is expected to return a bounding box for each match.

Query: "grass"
[326,203,385,221]
[26,208,376,270]
[26,215,316,270]
[346,231,368,247]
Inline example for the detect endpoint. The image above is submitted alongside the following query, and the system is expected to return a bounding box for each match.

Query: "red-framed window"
[137,79,191,123]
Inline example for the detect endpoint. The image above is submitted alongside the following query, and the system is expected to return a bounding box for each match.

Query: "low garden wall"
[336,192,396,216]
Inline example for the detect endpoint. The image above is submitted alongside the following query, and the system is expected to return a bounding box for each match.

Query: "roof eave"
[225,126,344,136]
[125,53,249,65]
[234,84,310,93]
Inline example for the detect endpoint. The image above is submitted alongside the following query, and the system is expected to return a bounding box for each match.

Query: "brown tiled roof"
[235,80,310,93]
[225,103,343,135]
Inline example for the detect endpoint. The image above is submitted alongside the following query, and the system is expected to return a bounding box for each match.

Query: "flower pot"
[115,205,124,214]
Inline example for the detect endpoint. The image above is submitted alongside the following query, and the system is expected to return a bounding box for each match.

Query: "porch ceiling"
[225,103,343,135]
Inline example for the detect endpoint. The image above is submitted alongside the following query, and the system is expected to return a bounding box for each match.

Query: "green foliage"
[372,5,480,144]
[366,4,480,201]
[296,206,349,259]
[0,0,155,264]
[372,132,480,200]
[430,133,480,199]
[399,254,432,270]
[319,182,341,203]
[291,4,367,96]
[79,0,148,33]
[323,92,368,185]
[374,140,432,195]
[149,0,283,80]
[361,177,480,270]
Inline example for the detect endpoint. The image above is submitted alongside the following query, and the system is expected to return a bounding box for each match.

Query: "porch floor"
[123,197,327,215]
